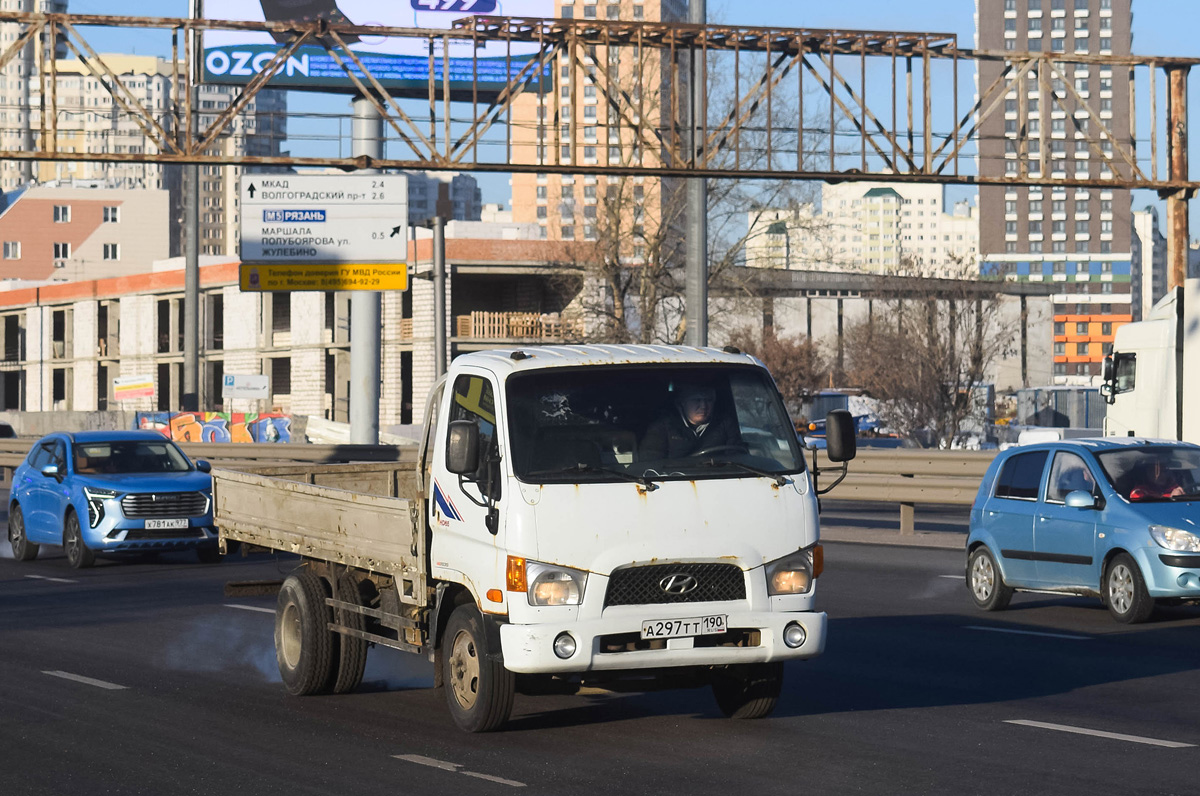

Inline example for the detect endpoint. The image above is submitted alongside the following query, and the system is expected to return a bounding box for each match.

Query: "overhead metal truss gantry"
[2,11,1196,188]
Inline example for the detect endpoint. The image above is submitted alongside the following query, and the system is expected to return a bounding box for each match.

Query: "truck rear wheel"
[275,571,336,696]
[711,662,784,719]
[442,604,514,732]
[328,574,368,695]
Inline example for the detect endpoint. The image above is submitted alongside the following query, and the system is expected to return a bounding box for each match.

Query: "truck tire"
[8,504,39,561]
[328,574,368,695]
[275,571,336,696]
[442,604,515,732]
[711,662,784,720]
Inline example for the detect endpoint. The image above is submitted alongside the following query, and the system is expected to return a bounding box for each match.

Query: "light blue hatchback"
[7,431,217,568]
[967,437,1200,623]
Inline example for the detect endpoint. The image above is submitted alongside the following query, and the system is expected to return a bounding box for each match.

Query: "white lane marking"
[938,575,963,580]
[43,670,128,691]
[965,625,1091,641]
[394,755,461,772]
[1005,720,1195,748]
[462,771,527,788]
[394,755,527,788]
[225,603,275,615]
[25,574,78,584]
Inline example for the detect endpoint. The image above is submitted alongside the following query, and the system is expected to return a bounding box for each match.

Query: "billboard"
[202,0,555,95]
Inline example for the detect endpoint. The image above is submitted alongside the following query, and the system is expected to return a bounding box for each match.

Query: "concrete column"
[350,98,383,444]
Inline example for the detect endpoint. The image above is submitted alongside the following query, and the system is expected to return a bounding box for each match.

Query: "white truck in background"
[214,344,855,732]
[1102,278,1200,441]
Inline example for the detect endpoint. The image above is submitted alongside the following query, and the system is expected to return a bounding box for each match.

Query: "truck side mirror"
[195,459,212,473]
[1101,355,1114,383]
[445,420,480,475]
[824,409,857,463]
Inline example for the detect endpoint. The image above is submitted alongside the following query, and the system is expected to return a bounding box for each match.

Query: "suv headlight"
[83,487,119,528]
[525,560,588,606]
[765,545,822,595]
[1149,525,1200,553]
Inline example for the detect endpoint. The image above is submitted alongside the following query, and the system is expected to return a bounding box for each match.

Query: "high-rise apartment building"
[30,56,287,258]
[510,0,687,258]
[976,0,1132,385]
[745,182,980,275]
[1131,206,1166,321]
[1,0,68,191]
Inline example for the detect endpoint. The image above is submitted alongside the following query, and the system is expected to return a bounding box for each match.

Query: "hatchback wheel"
[968,546,1013,611]
[1105,553,1154,624]
[63,511,95,569]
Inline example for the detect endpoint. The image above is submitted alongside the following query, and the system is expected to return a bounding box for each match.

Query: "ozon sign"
[201,0,553,96]
[205,50,310,79]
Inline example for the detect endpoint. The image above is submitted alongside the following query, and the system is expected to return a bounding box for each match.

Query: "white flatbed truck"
[214,344,854,731]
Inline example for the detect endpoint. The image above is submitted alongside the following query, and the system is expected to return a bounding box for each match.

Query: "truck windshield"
[1095,446,1200,501]
[505,364,805,484]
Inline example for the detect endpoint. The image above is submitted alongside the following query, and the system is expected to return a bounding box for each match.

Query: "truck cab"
[1103,278,1200,442]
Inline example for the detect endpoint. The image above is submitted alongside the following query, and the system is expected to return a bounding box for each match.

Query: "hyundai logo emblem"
[659,574,699,595]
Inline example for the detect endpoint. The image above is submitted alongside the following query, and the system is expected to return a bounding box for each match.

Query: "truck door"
[979,449,1049,586]
[1033,451,1099,587]
[430,372,507,584]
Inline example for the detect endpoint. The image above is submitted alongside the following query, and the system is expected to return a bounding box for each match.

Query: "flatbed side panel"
[213,469,426,598]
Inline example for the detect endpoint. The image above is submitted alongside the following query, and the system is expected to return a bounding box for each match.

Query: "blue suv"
[8,431,218,568]
[968,438,1200,623]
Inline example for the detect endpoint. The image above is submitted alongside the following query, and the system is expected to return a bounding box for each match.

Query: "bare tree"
[841,281,1017,447]
[726,326,829,414]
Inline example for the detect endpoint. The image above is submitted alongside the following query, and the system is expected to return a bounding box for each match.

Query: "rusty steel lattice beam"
[1,11,1198,191]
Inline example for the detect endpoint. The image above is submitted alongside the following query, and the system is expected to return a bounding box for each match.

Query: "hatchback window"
[1046,451,1096,502]
[994,450,1048,500]
[1096,446,1200,501]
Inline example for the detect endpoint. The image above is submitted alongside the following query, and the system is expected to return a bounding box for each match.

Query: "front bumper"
[499,608,827,674]
[1134,547,1200,597]
[83,521,218,553]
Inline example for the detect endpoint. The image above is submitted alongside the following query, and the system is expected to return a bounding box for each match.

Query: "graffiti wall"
[135,412,292,443]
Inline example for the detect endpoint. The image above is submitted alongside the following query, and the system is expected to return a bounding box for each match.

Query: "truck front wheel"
[275,571,336,696]
[442,604,514,732]
[711,662,784,719]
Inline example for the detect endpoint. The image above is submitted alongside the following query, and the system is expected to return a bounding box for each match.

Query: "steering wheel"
[692,444,750,457]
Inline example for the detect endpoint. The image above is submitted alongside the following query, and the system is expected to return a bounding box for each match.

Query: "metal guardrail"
[0,437,992,534]
[814,448,996,534]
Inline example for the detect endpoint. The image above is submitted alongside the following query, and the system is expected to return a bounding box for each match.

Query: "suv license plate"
[640,615,727,640]
[144,518,189,530]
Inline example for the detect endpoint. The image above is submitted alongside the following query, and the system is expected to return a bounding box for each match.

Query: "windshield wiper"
[527,463,659,491]
[697,458,792,487]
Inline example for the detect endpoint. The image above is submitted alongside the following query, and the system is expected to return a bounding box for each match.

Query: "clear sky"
[53,1,1200,235]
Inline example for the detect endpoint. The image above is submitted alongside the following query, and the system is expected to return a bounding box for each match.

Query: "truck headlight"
[526,561,588,606]
[1149,525,1200,553]
[765,545,822,595]
[83,487,118,528]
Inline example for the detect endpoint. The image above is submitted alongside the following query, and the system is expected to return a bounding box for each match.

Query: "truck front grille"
[120,492,209,518]
[604,563,746,607]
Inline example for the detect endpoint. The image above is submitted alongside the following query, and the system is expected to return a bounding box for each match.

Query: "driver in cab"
[640,382,742,459]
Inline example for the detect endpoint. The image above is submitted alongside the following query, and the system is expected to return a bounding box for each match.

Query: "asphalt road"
[3,541,1199,796]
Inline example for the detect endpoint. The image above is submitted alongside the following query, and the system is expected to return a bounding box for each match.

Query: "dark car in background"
[7,431,218,568]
